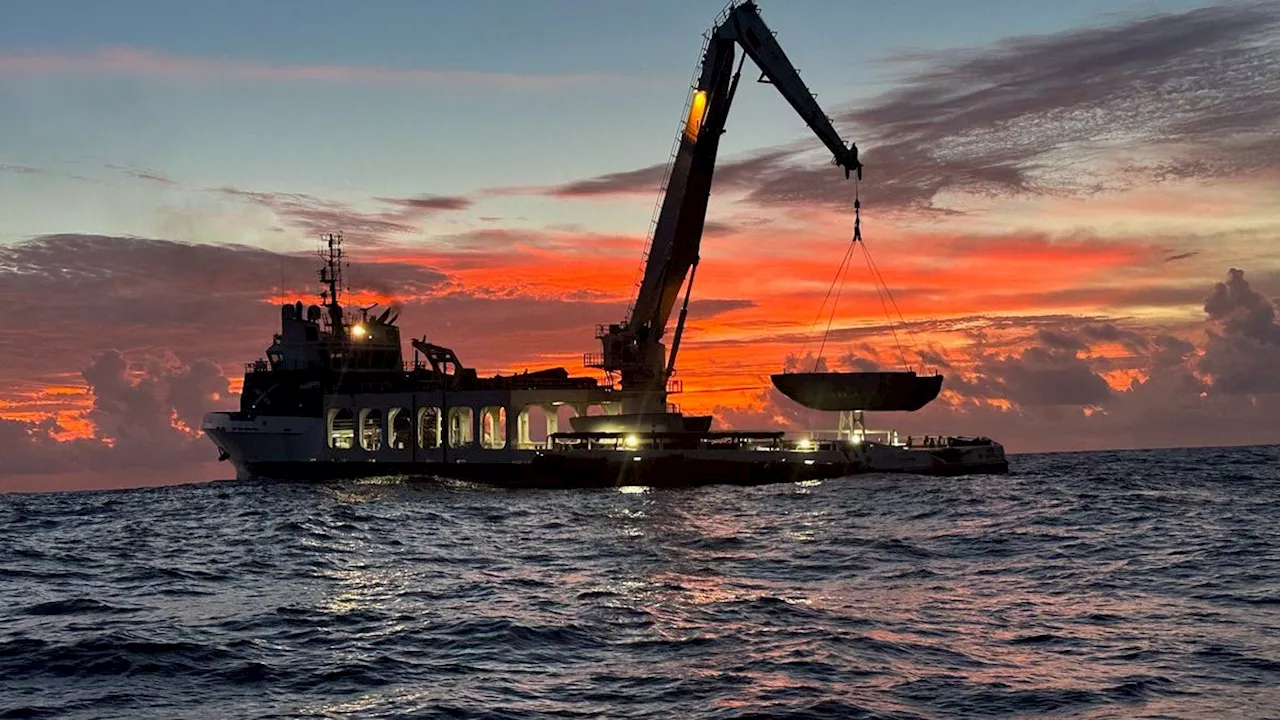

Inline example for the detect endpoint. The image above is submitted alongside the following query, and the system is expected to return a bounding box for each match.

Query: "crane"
[588,0,862,426]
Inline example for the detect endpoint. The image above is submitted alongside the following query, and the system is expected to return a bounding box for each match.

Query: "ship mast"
[318,232,346,333]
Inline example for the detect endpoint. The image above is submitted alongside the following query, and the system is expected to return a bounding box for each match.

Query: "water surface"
[3,446,1278,718]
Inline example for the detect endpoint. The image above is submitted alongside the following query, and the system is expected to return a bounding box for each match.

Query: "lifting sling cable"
[860,233,909,370]
[814,238,854,370]
[861,236,918,368]
[800,225,858,364]
[809,179,918,371]
[814,184,866,369]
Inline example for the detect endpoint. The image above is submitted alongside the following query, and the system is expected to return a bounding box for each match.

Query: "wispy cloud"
[846,0,1280,196]
[217,187,472,245]
[104,163,177,186]
[529,2,1280,215]
[375,194,471,212]
[0,46,657,89]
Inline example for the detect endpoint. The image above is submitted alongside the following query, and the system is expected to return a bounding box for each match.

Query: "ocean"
[2,445,1278,719]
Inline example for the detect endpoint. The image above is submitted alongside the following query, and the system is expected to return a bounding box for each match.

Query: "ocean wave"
[0,445,1277,718]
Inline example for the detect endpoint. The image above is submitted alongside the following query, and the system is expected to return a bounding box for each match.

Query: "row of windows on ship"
[325,404,602,452]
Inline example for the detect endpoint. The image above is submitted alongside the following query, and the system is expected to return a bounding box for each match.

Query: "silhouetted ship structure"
[202,1,1007,486]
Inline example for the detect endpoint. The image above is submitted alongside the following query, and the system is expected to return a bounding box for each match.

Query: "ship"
[201,1,1008,486]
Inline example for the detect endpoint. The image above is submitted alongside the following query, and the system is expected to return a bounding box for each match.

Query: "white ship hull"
[202,414,326,480]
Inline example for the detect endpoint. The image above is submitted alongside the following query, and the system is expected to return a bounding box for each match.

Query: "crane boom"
[593,0,861,414]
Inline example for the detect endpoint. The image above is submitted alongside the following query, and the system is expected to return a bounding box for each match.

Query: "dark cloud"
[689,298,755,319]
[375,194,472,212]
[0,350,236,481]
[981,345,1113,407]
[0,163,92,183]
[0,417,94,476]
[0,232,632,414]
[539,149,797,203]
[1199,268,1280,394]
[0,234,647,484]
[838,1,1280,207]
[548,163,667,198]
[1034,329,1087,353]
[131,169,176,185]
[701,220,735,237]
[703,312,1116,355]
[1150,334,1196,369]
[782,354,831,374]
[105,163,177,186]
[1204,268,1280,344]
[1166,251,1200,262]
[0,234,450,388]
[81,350,232,459]
[538,3,1280,214]
[218,187,471,245]
[721,267,1280,451]
[1079,323,1151,354]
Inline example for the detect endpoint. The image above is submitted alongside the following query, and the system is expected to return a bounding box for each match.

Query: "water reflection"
[260,459,1280,717]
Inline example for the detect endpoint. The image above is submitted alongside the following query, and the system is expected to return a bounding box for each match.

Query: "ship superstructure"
[202,1,1007,484]
[204,232,623,479]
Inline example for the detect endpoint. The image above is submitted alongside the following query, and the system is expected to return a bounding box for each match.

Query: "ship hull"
[203,412,1007,487]
[239,455,1008,488]
[240,453,1007,488]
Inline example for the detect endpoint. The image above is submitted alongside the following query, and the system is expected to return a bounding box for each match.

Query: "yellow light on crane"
[683,90,708,142]
[351,324,367,339]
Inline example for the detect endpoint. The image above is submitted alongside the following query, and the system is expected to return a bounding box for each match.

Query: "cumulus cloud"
[1199,268,1280,394]
[0,234,451,395]
[82,350,233,458]
[1078,323,1151,354]
[0,350,237,483]
[0,417,94,476]
[0,233,648,472]
[726,267,1280,451]
[980,345,1113,407]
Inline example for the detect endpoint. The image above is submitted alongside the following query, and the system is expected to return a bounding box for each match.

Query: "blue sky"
[0,0,1212,243]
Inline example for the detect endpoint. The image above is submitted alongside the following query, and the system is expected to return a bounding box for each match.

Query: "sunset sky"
[2,0,1278,491]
